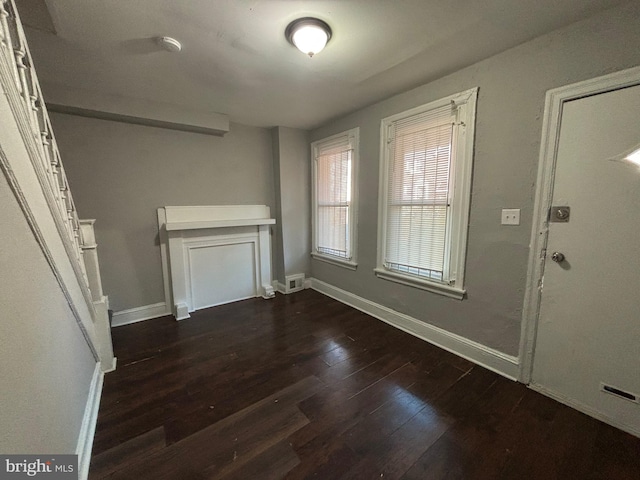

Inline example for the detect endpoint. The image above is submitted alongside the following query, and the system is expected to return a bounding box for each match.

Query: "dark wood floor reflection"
[89,290,640,479]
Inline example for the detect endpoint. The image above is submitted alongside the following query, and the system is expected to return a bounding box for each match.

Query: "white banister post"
[79,220,103,301]
[80,219,116,372]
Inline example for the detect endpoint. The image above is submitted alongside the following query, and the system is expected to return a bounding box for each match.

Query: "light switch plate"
[501,208,520,225]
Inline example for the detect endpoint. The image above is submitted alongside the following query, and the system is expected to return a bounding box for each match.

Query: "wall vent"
[600,383,639,404]
[285,274,305,294]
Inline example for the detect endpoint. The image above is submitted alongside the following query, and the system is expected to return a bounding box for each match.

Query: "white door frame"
[518,65,640,384]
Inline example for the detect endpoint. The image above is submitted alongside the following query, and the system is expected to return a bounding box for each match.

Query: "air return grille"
[600,383,639,404]
[285,274,305,294]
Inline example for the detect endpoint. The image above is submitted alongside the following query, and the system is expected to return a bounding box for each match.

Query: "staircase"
[0,0,115,371]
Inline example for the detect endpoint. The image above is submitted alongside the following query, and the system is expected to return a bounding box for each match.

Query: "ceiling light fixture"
[285,17,332,57]
[624,147,640,167]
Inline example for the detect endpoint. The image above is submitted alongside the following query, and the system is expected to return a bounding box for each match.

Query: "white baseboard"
[76,362,104,480]
[530,383,640,438]
[112,302,170,327]
[273,279,311,295]
[102,357,117,373]
[272,280,287,294]
[310,278,520,381]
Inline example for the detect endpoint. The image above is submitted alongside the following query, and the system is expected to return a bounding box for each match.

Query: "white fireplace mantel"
[158,205,276,320]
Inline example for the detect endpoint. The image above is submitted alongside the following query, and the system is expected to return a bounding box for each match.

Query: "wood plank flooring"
[90,290,640,479]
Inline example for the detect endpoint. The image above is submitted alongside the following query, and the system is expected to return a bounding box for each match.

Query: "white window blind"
[385,103,456,282]
[315,135,354,259]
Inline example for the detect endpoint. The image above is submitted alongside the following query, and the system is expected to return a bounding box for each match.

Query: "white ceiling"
[20,0,628,129]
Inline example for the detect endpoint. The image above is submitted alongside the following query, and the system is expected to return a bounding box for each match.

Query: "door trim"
[519,66,640,383]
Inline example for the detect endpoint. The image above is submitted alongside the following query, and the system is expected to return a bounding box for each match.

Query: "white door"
[532,83,640,435]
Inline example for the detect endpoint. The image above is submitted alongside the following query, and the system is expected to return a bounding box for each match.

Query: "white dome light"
[625,147,640,166]
[285,18,332,57]
[292,24,328,57]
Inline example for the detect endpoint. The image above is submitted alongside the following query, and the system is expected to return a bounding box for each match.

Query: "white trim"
[530,383,640,439]
[157,208,173,313]
[175,303,189,321]
[373,268,465,300]
[311,252,357,270]
[310,278,519,380]
[272,280,287,294]
[376,88,478,297]
[166,218,275,231]
[76,362,104,480]
[112,302,170,327]
[164,205,273,223]
[519,66,640,383]
[311,127,360,266]
[103,357,117,373]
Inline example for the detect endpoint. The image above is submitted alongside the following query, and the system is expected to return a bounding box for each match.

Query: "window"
[311,128,359,269]
[376,88,478,299]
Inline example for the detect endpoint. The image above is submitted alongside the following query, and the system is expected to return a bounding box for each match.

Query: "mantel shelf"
[165,218,276,231]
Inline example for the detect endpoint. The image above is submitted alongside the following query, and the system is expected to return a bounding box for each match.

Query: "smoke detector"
[157,36,182,53]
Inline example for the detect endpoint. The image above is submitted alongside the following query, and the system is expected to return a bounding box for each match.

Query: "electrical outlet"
[501,208,520,225]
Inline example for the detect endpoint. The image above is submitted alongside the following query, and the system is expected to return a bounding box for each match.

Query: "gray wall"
[271,127,311,284]
[310,2,640,355]
[50,114,275,311]
[0,172,96,454]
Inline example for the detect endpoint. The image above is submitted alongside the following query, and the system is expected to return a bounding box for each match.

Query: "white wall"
[0,171,96,454]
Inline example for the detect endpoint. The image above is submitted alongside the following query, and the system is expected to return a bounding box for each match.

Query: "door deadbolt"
[551,252,565,263]
[550,206,570,223]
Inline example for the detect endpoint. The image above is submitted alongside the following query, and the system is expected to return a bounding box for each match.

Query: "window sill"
[311,253,357,270]
[374,268,465,300]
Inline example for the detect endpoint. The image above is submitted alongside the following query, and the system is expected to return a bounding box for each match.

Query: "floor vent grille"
[285,274,305,294]
[600,383,639,404]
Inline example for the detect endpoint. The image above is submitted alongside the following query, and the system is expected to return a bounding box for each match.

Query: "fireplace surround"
[157,205,276,320]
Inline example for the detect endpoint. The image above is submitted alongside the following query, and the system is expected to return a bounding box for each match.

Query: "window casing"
[376,88,478,299]
[311,128,359,269]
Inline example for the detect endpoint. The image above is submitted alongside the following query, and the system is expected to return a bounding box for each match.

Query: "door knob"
[551,252,565,263]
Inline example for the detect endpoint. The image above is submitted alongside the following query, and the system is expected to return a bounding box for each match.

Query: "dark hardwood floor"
[89,289,640,479]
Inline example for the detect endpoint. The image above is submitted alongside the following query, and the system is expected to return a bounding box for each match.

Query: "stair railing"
[1,0,114,369]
